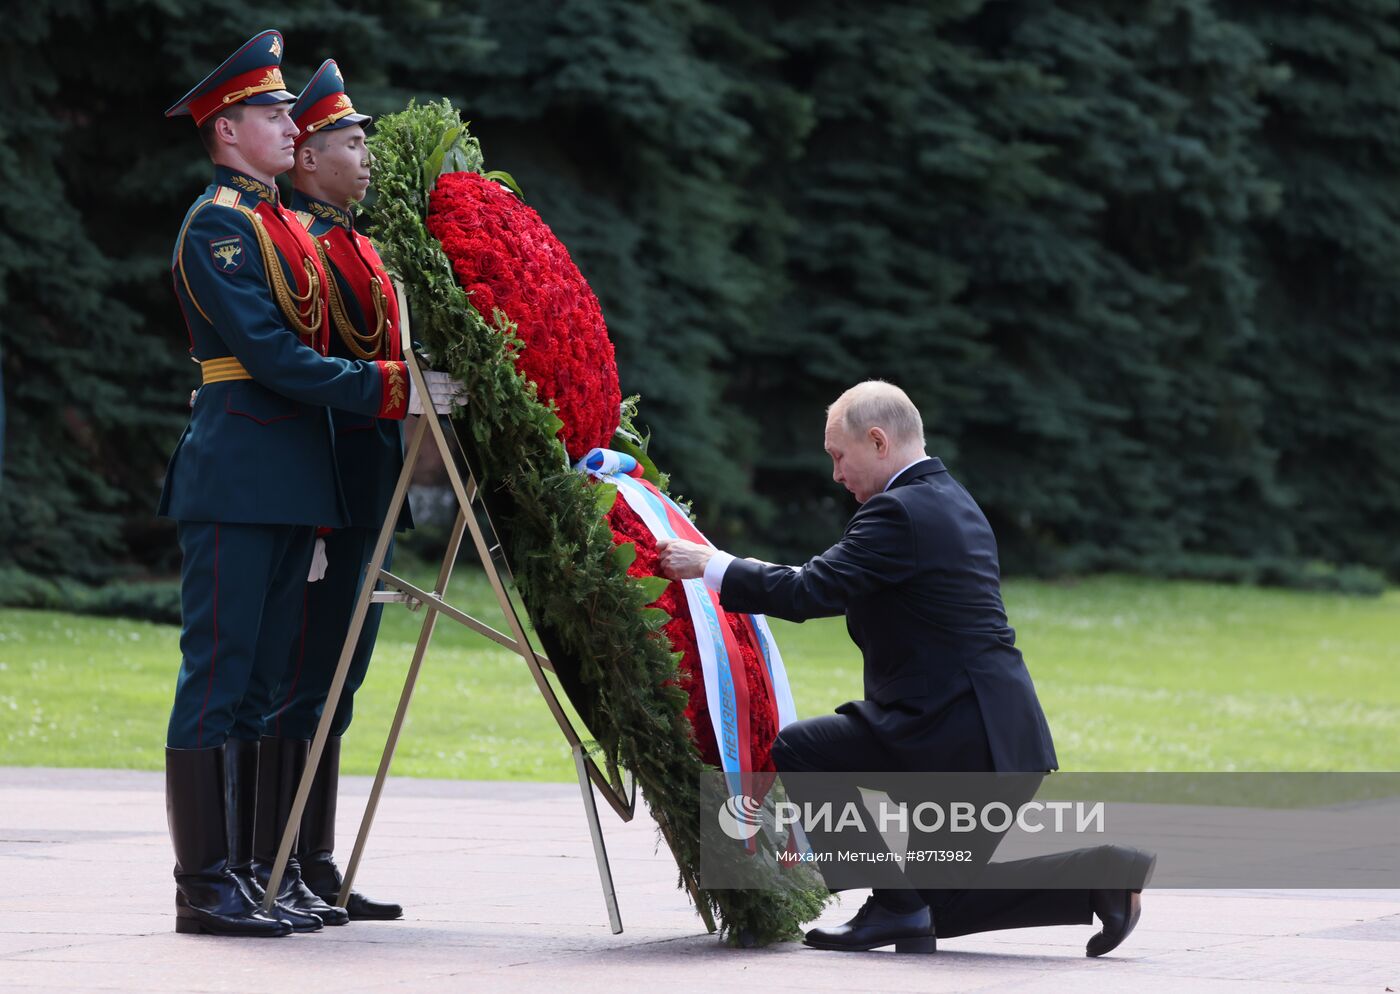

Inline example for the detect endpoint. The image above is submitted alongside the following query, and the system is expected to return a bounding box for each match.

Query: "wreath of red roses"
[426,170,780,773]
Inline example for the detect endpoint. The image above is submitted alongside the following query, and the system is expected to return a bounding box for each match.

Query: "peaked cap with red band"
[165,29,296,126]
[290,59,371,146]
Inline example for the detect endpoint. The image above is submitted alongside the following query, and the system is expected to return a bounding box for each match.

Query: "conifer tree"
[2,1,1395,591]
[971,0,1286,575]
[1221,0,1400,577]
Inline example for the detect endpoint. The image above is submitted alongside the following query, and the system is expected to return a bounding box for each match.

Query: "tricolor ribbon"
[576,448,798,800]
[579,448,645,478]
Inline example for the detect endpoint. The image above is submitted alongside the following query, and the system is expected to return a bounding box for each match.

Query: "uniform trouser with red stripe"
[252,528,392,740]
[167,521,317,749]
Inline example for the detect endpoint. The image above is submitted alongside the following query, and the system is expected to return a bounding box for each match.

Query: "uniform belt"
[200,356,252,384]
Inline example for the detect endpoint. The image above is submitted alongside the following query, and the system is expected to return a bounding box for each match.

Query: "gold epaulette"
[175,188,252,324]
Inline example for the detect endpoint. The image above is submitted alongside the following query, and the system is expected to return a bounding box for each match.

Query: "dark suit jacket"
[720,457,1058,773]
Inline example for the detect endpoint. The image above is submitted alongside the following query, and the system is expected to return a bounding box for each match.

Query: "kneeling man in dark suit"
[658,380,1151,955]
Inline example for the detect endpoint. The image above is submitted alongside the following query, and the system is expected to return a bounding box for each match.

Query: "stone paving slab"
[1,767,1397,993]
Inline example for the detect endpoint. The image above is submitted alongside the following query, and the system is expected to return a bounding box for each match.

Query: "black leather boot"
[251,737,350,926]
[222,738,322,932]
[299,736,404,921]
[165,746,292,937]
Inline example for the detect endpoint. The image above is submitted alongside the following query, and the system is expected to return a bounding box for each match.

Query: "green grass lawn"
[1,572,1396,780]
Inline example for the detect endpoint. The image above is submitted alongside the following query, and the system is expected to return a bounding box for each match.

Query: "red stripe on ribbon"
[639,479,753,776]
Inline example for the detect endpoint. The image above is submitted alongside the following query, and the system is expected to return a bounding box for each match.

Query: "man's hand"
[408,370,468,416]
[655,537,713,580]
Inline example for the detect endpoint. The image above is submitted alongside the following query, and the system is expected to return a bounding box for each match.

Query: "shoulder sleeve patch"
[208,234,245,274]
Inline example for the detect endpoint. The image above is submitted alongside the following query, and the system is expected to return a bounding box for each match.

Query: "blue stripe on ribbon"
[613,474,744,779]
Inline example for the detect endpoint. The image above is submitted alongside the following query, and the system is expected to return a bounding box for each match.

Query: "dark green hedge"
[3,1,1396,593]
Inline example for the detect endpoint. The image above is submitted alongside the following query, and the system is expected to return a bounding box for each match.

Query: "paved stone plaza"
[1,767,1396,993]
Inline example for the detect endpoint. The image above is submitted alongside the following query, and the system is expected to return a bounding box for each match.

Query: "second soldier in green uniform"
[256,60,410,921]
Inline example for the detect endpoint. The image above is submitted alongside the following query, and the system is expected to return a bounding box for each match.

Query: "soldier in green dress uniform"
[161,30,412,938]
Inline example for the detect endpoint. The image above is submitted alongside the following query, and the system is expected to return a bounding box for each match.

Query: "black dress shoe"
[804,896,936,953]
[1087,846,1156,957]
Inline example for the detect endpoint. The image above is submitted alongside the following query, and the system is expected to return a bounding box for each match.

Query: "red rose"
[466,283,497,321]
[427,171,622,459]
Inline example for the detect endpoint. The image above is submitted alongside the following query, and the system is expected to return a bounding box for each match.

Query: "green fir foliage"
[1220,0,1400,579]
[1,3,1395,596]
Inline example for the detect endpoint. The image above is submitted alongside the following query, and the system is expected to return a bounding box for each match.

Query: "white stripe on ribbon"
[580,450,799,776]
[609,473,741,774]
[748,614,797,729]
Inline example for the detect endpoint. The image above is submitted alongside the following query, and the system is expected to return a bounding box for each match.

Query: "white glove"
[307,537,329,582]
[408,370,468,415]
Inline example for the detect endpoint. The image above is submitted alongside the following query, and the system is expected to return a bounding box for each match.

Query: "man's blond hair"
[828,380,924,448]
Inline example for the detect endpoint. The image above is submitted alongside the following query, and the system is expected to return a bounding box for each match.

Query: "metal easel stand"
[263,285,636,934]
